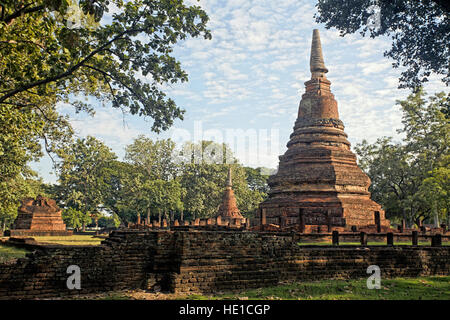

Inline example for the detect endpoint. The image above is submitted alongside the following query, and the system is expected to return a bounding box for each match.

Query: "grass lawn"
[183,276,450,300]
[0,244,30,264]
[0,235,100,263]
[33,235,102,246]
[72,276,450,300]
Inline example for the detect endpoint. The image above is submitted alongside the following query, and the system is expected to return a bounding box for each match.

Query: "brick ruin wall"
[0,230,449,299]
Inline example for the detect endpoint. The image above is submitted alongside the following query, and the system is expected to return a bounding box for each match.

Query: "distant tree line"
[0,136,270,231]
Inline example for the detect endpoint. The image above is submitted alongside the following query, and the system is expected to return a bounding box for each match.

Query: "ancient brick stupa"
[8,195,72,236]
[216,167,246,225]
[259,29,390,232]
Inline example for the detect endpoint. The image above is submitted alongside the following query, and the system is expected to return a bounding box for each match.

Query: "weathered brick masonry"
[8,196,72,237]
[0,230,449,299]
[163,231,449,294]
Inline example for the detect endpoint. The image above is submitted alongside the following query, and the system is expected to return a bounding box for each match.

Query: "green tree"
[418,155,450,227]
[98,213,121,228]
[0,99,73,232]
[1,0,211,132]
[61,207,91,231]
[0,175,47,231]
[125,136,178,181]
[106,160,185,224]
[180,162,226,219]
[355,89,449,227]
[143,179,184,222]
[121,136,184,223]
[101,160,137,225]
[397,89,449,170]
[355,137,422,226]
[399,89,449,226]
[56,136,117,230]
[244,167,270,194]
[0,99,73,184]
[315,0,449,89]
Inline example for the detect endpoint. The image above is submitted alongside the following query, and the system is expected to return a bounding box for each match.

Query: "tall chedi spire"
[310,29,328,78]
[227,166,232,187]
[259,29,390,232]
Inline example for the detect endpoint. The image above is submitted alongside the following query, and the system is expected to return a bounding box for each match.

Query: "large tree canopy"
[55,136,117,222]
[1,0,211,131]
[125,135,178,181]
[315,0,449,90]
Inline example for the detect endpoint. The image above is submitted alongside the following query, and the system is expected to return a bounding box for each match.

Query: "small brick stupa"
[8,195,72,236]
[216,167,246,225]
[259,29,390,232]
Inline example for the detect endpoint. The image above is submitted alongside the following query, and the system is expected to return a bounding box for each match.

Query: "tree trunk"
[147,207,150,224]
[402,208,408,228]
[415,216,422,229]
[433,203,440,228]
[158,210,161,224]
[447,207,450,228]
[181,210,184,221]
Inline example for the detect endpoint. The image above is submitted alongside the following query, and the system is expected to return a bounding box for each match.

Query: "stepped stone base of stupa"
[7,230,73,236]
[261,195,389,232]
[6,196,72,237]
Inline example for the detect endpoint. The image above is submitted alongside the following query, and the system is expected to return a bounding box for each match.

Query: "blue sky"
[32,0,448,183]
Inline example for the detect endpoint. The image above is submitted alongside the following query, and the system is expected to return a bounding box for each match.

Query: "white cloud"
[357,61,392,75]
[217,63,248,80]
[70,109,142,151]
